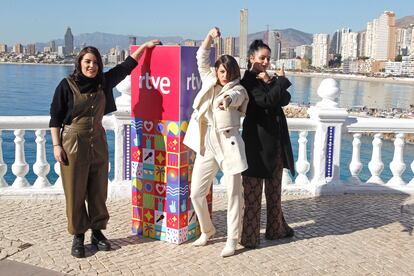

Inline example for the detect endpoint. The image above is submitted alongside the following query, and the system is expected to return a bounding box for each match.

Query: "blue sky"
[1,0,414,45]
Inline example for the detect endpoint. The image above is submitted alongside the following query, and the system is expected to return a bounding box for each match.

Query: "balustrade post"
[294,131,310,185]
[53,162,63,190]
[33,129,51,188]
[367,133,385,185]
[308,78,348,195]
[348,133,363,184]
[109,76,133,198]
[387,133,406,186]
[409,161,414,186]
[0,130,7,187]
[11,130,29,188]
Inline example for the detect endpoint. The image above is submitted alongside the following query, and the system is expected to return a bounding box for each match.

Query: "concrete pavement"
[1,193,414,275]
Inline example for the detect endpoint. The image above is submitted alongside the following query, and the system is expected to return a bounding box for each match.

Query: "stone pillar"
[308,78,348,195]
[109,75,133,198]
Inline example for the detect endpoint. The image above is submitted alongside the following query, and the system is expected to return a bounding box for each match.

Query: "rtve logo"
[138,73,171,95]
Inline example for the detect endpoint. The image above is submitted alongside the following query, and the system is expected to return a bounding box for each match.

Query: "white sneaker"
[220,238,237,257]
[192,227,216,246]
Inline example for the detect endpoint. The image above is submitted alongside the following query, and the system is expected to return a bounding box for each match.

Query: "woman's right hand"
[54,145,67,165]
[208,27,221,39]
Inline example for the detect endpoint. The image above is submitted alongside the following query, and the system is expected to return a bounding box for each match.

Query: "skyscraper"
[49,40,56,52]
[27,44,36,55]
[0,44,7,53]
[213,37,223,60]
[239,8,248,68]
[366,11,396,61]
[224,37,236,56]
[64,27,74,56]
[312,33,329,68]
[268,31,282,61]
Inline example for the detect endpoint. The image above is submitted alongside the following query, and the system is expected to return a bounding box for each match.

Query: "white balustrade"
[387,133,406,186]
[11,130,30,188]
[294,131,310,185]
[409,161,414,186]
[53,162,63,190]
[0,130,7,187]
[348,133,362,184]
[33,130,51,188]
[1,77,414,197]
[367,133,385,185]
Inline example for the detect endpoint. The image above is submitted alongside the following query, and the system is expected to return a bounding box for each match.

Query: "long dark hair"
[247,40,271,69]
[70,46,104,85]
[214,54,241,82]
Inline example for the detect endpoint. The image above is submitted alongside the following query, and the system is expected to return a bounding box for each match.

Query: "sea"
[0,63,413,185]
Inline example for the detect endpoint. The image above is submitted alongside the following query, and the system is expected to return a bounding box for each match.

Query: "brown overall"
[61,77,109,235]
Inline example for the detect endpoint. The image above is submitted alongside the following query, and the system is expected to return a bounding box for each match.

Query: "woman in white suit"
[183,27,249,257]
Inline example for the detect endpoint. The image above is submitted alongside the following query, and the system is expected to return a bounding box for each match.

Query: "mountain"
[396,15,414,28]
[246,28,313,49]
[35,32,184,53]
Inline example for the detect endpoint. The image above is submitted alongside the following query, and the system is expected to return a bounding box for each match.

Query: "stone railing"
[0,77,413,197]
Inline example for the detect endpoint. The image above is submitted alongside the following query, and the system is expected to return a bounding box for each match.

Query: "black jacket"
[49,56,137,127]
[241,70,295,178]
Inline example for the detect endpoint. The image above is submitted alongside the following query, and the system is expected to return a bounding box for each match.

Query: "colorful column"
[130,46,214,244]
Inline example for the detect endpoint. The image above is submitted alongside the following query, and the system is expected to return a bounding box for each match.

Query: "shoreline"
[2,61,414,85]
[285,71,414,85]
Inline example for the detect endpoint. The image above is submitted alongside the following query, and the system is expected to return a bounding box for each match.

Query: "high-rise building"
[366,11,396,61]
[224,37,236,56]
[341,29,358,60]
[239,8,248,68]
[27,44,36,55]
[268,31,282,61]
[357,32,366,57]
[312,33,329,68]
[213,37,223,60]
[14,43,23,54]
[396,25,413,56]
[365,22,373,58]
[49,40,56,52]
[64,27,74,56]
[0,44,7,53]
[129,36,137,46]
[295,45,312,60]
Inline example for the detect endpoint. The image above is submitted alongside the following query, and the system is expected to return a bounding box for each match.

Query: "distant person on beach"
[240,39,295,249]
[183,27,249,257]
[49,40,159,258]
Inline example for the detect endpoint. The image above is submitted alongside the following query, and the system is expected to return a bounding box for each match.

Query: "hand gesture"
[54,145,67,165]
[218,96,232,110]
[208,27,221,39]
[276,63,285,77]
[257,71,270,83]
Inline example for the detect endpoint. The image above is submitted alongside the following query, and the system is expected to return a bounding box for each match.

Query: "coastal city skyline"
[1,0,414,45]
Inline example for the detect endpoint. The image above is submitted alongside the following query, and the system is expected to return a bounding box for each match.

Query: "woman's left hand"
[144,39,161,48]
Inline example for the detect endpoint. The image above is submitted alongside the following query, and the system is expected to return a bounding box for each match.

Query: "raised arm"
[130,39,160,61]
[196,27,220,81]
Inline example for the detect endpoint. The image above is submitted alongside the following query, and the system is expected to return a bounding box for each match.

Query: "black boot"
[71,234,85,258]
[91,230,111,251]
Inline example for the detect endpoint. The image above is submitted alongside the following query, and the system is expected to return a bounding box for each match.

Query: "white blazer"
[183,47,249,175]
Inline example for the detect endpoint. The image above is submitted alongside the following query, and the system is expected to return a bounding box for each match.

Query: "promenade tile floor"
[1,193,414,275]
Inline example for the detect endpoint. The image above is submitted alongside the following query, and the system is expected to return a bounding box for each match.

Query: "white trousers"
[190,129,244,240]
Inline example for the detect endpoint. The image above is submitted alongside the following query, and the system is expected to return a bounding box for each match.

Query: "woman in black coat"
[240,40,295,248]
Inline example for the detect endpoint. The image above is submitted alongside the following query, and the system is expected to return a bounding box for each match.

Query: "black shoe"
[91,230,111,251]
[71,234,85,258]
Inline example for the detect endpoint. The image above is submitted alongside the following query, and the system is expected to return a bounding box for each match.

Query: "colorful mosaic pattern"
[130,119,213,244]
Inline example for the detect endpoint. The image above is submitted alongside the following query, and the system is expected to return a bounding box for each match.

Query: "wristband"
[53,144,61,147]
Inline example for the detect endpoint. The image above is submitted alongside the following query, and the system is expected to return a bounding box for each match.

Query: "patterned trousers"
[240,144,293,248]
